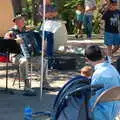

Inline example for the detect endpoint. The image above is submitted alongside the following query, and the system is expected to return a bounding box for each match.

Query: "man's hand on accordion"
[15,35,24,44]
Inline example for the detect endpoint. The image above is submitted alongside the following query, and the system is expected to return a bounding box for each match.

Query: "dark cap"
[109,0,117,3]
[12,14,24,22]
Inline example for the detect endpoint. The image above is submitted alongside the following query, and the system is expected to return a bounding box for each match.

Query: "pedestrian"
[38,0,58,69]
[75,4,84,39]
[84,0,96,39]
[102,0,120,63]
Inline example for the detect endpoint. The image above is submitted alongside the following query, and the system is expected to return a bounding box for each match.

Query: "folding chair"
[91,86,120,120]
[31,76,103,120]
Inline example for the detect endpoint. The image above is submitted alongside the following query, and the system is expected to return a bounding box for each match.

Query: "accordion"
[18,31,42,58]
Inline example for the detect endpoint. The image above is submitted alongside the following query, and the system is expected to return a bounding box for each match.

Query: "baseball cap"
[12,14,24,22]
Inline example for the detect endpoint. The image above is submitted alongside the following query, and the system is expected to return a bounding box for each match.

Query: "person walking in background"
[75,4,84,39]
[84,0,96,39]
[102,0,120,63]
[85,45,120,120]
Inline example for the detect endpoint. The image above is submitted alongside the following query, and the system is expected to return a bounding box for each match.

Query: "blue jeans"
[83,15,93,38]
[40,31,54,57]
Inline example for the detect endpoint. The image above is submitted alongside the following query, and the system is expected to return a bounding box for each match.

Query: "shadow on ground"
[0,88,57,120]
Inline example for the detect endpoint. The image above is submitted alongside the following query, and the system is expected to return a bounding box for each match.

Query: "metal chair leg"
[12,64,21,88]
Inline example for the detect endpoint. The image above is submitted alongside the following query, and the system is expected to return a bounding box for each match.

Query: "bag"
[53,56,76,70]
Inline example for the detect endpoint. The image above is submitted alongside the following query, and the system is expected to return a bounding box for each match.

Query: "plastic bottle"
[24,106,32,120]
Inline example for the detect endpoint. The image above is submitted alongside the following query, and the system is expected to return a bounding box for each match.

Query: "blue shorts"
[76,13,84,23]
[104,32,120,45]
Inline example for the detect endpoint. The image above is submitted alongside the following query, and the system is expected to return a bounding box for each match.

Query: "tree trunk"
[11,0,22,15]
[32,0,41,25]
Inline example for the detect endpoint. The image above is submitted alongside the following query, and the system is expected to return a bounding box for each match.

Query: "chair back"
[91,86,120,113]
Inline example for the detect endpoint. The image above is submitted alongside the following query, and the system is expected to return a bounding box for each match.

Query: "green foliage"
[93,10,102,34]
[21,0,102,34]
[58,0,84,34]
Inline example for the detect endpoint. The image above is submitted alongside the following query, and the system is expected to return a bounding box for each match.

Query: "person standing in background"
[38,0,58,58]
[102,0,120,63]
[38,0,58,70]
[84,0,96,39]
[75,4,84,39]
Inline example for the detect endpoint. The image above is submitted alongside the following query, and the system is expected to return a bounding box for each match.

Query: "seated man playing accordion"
[4,15,48,94]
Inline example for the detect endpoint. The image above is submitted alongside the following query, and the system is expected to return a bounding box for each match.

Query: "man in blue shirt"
[85,45,120,119]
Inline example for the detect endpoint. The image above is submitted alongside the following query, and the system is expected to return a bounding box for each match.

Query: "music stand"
[0,38,21,93]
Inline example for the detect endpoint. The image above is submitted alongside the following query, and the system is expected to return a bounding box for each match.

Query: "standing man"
[84,0,96,39]
[38,0,58,59]
[85,45,120,120]
[102,0,120,63]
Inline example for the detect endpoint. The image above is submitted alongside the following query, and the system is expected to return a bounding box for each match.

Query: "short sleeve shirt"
[84,0,96,15]
[102,10,120,33]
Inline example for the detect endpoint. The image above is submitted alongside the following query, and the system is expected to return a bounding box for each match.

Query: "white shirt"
[85,0,96,15]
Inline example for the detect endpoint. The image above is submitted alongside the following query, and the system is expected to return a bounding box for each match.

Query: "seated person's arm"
[4,31,23,44]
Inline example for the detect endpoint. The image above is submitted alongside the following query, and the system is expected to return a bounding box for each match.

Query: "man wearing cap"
[4,15,34,94]
[4,15,26,39]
